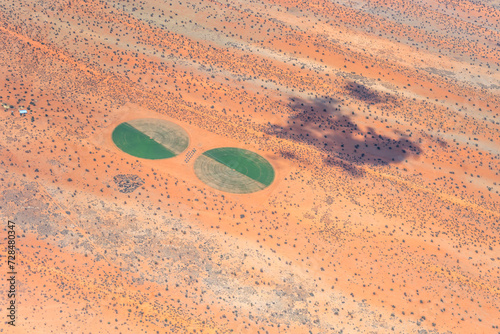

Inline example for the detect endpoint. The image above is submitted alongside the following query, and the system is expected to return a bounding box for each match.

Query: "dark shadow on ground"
[267,97,422,177]
[345,82,382,104]
[344,81,402,107]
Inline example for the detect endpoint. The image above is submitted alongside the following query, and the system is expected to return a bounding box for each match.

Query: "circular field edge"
[111,118,189,159]
[194,147,275,193]
[112,123,176,159]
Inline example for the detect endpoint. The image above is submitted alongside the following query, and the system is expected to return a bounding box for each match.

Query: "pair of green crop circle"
[112,119,274,193]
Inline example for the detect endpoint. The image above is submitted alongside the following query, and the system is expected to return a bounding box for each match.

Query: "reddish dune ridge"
[0,0,499,333]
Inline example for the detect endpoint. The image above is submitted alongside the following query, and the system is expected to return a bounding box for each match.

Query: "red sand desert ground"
[0,0,499,333]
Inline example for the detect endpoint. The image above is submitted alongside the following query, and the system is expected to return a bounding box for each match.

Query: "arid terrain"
[0,0,499,333]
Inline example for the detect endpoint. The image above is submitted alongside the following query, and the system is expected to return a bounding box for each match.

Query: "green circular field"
[112,119,189,159]
[194,147,275,194]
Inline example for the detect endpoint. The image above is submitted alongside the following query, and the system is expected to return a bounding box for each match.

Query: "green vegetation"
[112,122,176,159]
[202,147,275,186]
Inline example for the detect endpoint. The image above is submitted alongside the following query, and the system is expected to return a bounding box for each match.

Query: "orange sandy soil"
[0,0,499,333]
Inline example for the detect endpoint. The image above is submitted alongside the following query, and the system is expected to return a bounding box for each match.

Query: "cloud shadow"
[268,96,422,177]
